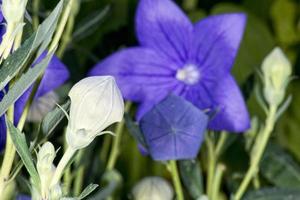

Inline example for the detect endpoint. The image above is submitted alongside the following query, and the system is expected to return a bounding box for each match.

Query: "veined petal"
[193,14,246,77]
[136,0,193,64]
[140,94,208,161]
[89,47,178,102]
[208,75,250,132]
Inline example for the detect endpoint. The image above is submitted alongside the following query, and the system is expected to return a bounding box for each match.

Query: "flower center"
[176,64,200,85]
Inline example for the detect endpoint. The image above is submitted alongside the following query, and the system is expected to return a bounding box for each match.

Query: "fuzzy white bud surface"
[66,76,124,150]
[262,47,292,106]
[132,177,174,200]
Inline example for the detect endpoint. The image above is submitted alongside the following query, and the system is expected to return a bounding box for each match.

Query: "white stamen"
[176,64,200,85]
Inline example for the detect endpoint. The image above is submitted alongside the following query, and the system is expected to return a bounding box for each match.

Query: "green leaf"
[0,0,63,92]
[73,6,110,41]
[243,188,300,200]
[260,144,300,189]
[78,184,99,199]
[179,160,203,199]
[0,53,54,116]
[88,170,122,200]
[6,119,40,189]
[42,100,70,135]
[124,113,147,148]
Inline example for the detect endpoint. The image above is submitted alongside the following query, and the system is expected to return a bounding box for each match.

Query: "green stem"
[50,147,76,187]
[205,133,215,199]
[106,102,132,170]
[49,0,75,52]
[211,164,225,200]
[99,135,111,163]
[73,166,84,196]
[32,0,40,30]
[169,160,184,200]
[234,105,277,200]
[57,0,79,58]
[215,131,228,158]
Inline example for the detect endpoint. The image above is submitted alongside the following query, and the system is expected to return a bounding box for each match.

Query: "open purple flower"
[0,54,69,150]
[140,94,208,161]
[89,0,250,132]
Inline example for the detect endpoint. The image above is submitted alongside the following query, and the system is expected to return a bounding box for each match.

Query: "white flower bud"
[262,47,292,106]
[49,184,63,200]
[0,0,28,60]
[1,0,27,24]
[66,76,124,150]
[36,142,56,198]
[132,177,174,200]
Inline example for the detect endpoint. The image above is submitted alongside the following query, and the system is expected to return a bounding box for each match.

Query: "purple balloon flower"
[89,0,250,132]
[140,94,208,161]
[0,53,69,150]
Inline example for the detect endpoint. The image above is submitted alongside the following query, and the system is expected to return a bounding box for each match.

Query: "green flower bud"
[132,177,174,200]
[262,47,292,106]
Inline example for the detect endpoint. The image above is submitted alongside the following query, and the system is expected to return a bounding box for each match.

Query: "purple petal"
[0,114,6,151]
[35,52,70,97]
[136,0,193,64]
[192,13,246,78]
[17,195,31,200]
[140,94,208,161]
[208,75,250,132]
[89,47,178,102]
[14,53,69,124]
[0,91,6,151]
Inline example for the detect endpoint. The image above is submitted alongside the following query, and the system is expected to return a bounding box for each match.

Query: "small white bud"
[49,184,63,200]
[66,76,124,150]
[132,177,174,200]
[0,0,28,60]
[1,0,27,24]
[262,47,292,106]
[36,142,56,198]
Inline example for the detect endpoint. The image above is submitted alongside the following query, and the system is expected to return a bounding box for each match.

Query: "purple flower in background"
[0,54,69,150]
[17,195,31,200]
[140,94,208,160]
[89,0,250,132]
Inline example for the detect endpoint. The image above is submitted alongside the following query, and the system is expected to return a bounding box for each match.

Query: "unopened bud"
[1,0,27,23]
[49,184,63,200]
[262,47,292,106]
[66,76,124,150]
[132,177,174,200]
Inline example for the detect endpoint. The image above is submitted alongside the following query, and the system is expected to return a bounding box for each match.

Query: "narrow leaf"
[124,113,147,148]
[78,184,99,199]
[243,188,300,200]
[260,144,300,189]
[42,100,70,135]
[0,53,53,116]
[6,119,40,189]
[179,160,203,199]
[0,0,63,91]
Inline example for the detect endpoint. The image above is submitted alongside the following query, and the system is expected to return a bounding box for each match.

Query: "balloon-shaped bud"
[132,177,174,200]
[66,76,124,150]
[262,47,292,106]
